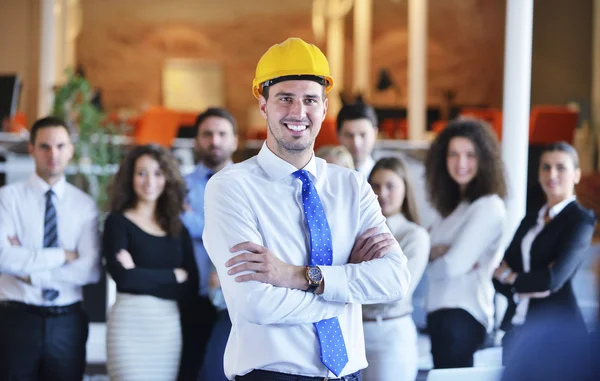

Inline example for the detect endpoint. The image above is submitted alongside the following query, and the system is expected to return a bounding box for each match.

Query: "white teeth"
[287,124,307,132]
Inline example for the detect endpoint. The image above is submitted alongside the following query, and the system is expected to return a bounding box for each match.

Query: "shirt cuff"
[319,265,348,303]
[513,293,520,304]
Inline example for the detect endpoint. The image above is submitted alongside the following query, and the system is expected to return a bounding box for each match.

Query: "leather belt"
[236,369,362,381]
[0,301,81,317]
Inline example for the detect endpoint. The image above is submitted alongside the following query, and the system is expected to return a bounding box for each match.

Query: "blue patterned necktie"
[293,169,348,377]
[42,190,59,302]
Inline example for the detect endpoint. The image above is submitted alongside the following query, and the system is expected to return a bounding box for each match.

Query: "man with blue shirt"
[179,107,238,381]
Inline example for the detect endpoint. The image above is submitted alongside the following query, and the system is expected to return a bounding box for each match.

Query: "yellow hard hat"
[252,37,334,99]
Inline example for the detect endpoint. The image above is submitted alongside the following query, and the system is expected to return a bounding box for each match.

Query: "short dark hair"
[540,141,580,169]
[336,102,378,132]
[30,116,70,144]
[425,118,507,217]
[194,107,237,135]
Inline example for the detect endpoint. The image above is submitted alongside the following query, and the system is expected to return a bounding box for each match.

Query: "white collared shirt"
[355,155,375,178]
[0,173,101,306]
[203,143,410,379]
[426,194,507,331]
[512,196,577,325]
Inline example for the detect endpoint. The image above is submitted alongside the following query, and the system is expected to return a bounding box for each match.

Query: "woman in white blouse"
[493,142,596,364]
[363,157,430,381]
[424,119,507,369]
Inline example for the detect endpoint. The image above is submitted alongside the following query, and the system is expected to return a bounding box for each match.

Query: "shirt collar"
[257,142,318,181]
[193,161,233,179]
[28,173,67,200]
[538,195,576,221]
[356,155,375,176]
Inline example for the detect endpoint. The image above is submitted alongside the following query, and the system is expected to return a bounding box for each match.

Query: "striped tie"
[42,190,59,302]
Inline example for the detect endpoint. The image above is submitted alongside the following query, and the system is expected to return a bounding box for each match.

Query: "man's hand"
[209,271,221,289]
[429,245,449,262]
[116,249,135,269]
[64,250,79,264]
[349,227,396,264]
[8,236,21,246]
[226,242,305,289]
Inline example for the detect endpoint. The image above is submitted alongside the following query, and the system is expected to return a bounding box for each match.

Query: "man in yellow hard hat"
[203,37,410,381]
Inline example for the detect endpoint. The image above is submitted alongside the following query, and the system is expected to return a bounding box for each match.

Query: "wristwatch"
[305,266,323,293]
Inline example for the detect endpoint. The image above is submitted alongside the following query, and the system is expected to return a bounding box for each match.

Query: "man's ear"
[259,96,268,119]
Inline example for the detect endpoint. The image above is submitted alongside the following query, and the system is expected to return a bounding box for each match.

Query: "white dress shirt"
[426,194,507,331]
[356,155,375,178]
[203,143,410,380]
[0,174,101,306]
[511,196,577,325]
[363,213,430,319]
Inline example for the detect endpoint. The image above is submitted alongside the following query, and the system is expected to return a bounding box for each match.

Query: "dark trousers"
[178,295,217,381]
[199,309,232,381]
[0,302,88,381]
[427,308,486,369]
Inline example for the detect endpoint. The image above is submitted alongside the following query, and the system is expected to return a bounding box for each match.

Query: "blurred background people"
[336,102,379,176]
[362,157,430,381]
[181,107,238,381]
[103,144,198,381]
[424,118,507,369]
[316,145,355,169]
[494,142,597,363]
[0,116,101,381]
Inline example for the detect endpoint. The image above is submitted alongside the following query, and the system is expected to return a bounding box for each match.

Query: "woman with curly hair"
[103,144,198,381]
[424,118,507,369]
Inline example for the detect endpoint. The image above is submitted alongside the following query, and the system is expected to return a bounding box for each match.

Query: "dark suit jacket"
[494,201,596,331]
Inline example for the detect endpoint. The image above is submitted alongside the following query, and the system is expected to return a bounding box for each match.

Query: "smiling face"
[370,168,406,218]
[132,154,166,204]
[446,136,479,191]
[259,80,328,166]
[538,151,581,205]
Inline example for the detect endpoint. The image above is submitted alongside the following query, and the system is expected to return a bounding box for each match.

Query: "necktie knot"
[293,169,311,184]
[46,189,54,199]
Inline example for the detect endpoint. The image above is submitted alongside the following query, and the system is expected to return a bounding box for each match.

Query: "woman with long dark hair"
[363,157,430,381]
[425,118,507,369]
[104,144,198,380]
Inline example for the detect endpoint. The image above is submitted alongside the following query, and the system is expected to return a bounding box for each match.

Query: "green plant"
[51,69,128,210]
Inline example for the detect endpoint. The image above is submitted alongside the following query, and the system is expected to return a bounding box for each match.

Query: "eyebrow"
[274,92,320,99]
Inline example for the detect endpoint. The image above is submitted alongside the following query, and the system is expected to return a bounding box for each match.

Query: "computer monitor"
[0,75,21,125]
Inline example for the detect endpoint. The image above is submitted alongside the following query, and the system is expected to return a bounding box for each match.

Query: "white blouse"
[426,194,507,331]
[363,213,430,320]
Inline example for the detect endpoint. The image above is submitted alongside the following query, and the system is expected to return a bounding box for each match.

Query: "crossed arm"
[203,177,410,326]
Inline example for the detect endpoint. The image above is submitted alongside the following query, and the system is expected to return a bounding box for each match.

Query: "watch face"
[308,267,323,283]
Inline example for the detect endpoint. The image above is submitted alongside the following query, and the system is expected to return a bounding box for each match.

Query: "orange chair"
[314,118,339,151]
[8,111,27,133]
[134,106,181,147]
[529,106,578,145]
[380,118,408,139]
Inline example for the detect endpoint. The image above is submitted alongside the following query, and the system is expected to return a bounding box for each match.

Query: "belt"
[0,301,81,317]
[236,369,362,381]
[363,311,411,322]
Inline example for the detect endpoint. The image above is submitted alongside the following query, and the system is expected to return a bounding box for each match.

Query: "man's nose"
[288,100,306,119]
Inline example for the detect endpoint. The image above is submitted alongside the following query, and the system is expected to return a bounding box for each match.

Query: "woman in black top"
[103,144,198,381]
[494,142,597,364]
